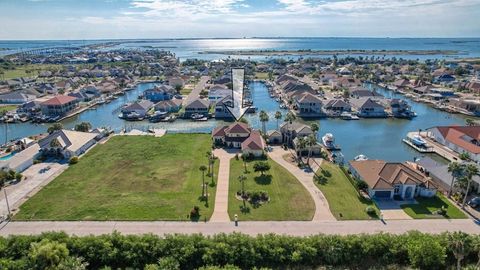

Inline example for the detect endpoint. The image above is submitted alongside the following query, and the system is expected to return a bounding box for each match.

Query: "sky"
[0,0,479,40]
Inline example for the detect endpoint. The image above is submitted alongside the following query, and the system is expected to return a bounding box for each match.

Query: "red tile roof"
[241,131,265,151]
[212,126,226,137]
[41,95,77,106]
[436,126,480,154]
[225,122,250,134]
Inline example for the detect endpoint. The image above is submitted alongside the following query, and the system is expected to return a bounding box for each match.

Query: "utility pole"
[3,188,10,217]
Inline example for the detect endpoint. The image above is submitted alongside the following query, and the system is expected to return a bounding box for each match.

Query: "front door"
[404,186,413,199]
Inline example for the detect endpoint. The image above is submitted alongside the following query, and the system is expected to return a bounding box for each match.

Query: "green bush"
[69,156,79,165]
[365,206,376,215]
[355,180,369,191]
[0,232,475,269]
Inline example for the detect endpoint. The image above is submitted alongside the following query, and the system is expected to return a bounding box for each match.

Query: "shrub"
[355,180,369,191]
[434,206,447,216]
[15,173,22,181]
[365,206,376,215]
[33,159,42,165]
[69,156,79,165]
[190,206,200,218]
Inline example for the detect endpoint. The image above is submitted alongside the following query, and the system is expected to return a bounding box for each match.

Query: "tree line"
[0,231,479,269]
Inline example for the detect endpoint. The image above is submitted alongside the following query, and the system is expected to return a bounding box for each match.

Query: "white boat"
[411,135,426,147]
[340,112,359,120]
[322,133,340,150]
[354,154,369,161]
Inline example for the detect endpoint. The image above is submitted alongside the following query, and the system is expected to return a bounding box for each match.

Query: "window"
[394,186,400,194]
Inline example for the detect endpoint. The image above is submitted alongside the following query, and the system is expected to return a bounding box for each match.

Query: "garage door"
[374,191,392,198]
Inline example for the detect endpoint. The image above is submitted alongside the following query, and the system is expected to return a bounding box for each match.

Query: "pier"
[403,131,460,162]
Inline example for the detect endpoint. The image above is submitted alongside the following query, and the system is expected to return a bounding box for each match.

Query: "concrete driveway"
[374,199,414,220]
[0,162,67,217]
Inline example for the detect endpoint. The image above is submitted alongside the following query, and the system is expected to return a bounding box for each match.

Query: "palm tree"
[306,134,317,165]
[240,153,248,173]
[238,174,247,208]
[296,136,307,162]
[284,112,296,146]
[274,111,282,130]
[448,162,464,197]
[205,151,213,175]
[199,165,207,198]
[447,232,471,270]
[310,123,319,137]
[466,118,475,126]
[259,110,269,135]
[462,164,479,208]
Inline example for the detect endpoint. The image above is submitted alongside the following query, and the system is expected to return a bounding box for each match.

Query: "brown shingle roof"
[350,160,428,190]
[241,131,265,151]
[41,95,77,106]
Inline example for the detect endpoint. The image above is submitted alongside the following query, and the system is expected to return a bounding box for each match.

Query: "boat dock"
[402,132,434,153]
[403,131,460,162]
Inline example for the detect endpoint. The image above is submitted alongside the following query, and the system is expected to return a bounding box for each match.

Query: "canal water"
[1,81,470,163]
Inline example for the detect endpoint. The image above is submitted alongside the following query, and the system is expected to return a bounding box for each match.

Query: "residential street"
[1,219,478,236]
[183,76,210,105]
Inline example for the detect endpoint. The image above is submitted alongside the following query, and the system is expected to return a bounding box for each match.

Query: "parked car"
[468,197,480,209]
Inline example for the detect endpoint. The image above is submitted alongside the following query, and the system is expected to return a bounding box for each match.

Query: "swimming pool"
[0,152,14,161]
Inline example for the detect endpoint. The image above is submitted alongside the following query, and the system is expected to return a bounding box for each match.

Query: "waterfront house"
[208,85,231,103]
[154,99,182,113]
[434,74,456,83]
[267,130,282,144]
[184,98,209,117]
[39,129,97,159]
[413,85,432,95]
[387,99,414,117]
[0,143,40,173]
[350,98,387,118]
[430,88,455,97]
[427,126,480,162]
[241,130,266,157]
[40,95,79,117]
[350,88,383,98]
[280,80,313,93]
[0,92,36,104]
[144,85,175,102]
[276,74,297,85]
[167,76,185,88]
[122,100,154,118]
[324,99,351,112]
[393,79,411,90]
[416,157,480,193]
[465,80,480,93]
[349,160,436,200]
[456,99,480,115]
[214,96,234,119]
[212,122,265,157]
[331,77,361,89]
[68,91,95,102]
[279,121,314,146]
[294,92,325,117]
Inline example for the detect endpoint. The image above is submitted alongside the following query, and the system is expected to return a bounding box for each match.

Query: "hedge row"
[0,231,479,269]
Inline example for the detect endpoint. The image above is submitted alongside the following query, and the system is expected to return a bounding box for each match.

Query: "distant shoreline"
[199,49,461,56]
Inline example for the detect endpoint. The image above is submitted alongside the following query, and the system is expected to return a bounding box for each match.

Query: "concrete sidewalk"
[1,219,478,236]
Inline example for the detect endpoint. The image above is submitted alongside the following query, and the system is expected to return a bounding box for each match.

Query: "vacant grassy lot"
[254,72,269,80]
[315,162,379,220]
[401,194,466,219]
[228,157,315,221]
[16,134,218,221]
[0,105,17,114]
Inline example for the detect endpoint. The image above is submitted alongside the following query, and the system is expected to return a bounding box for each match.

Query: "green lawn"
[314,162,379,220]
[15,134,219,221]
[228,157,315,221]
[180,87,193,95]
[254,72,269,80]
[401,194,466,219]
[0,105,17,114]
